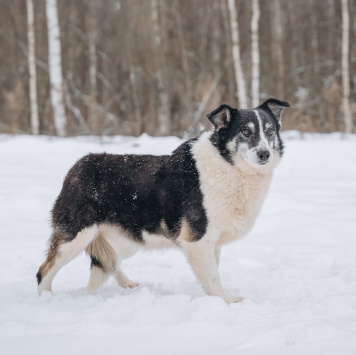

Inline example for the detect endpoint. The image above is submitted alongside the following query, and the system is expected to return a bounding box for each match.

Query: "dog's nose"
[257,150,270,162]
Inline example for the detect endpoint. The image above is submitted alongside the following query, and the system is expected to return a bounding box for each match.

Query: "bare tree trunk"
[270,0,284,98]
[46,0,66,136]
[88,0,98,134]
[327,0,336,68]
[211,0,222,109]
[129,65,142,136]
[151,0,170,135]
[251,0,260,107]
[212,0,221,73]
[341,0,353,134]
[220,0,235,103]
[189,72,222,137]
[227,0,248,108]
[310,2,320,78]
[26,0,39,135]
[64,0,89,135]
[174,0,193,133]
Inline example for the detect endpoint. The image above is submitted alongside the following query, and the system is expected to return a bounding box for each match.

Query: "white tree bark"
[227,0,248,108]
[341,0,353,134]
[151,0,170,135]
[251,0,260,107]
[46,0,66,136]
[26,0,39,135]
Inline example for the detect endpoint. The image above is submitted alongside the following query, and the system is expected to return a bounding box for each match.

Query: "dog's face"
[208,98,290,171]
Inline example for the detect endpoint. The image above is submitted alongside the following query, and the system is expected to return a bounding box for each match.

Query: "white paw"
[230,296,244,303]
[38,290,53,300]
[37,283,52,297]
[120,281,140,289]
[223,294,244,304]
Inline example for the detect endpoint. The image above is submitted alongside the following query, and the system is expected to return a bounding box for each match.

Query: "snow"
[0,133,356,355]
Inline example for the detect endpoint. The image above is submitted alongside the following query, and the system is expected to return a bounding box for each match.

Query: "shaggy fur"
[37,98,290,303]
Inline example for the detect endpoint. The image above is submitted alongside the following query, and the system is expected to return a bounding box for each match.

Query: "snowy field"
[0,132,356,355]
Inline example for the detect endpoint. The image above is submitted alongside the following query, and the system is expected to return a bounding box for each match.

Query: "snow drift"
[0,133,355,355]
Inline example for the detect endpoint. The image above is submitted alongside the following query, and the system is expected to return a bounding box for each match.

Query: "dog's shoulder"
[165,138,198,174]
[159,137,208,240]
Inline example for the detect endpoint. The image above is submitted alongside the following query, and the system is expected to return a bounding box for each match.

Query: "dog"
[36,98,290,303]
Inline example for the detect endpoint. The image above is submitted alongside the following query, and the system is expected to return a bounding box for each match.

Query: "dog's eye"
[266,129,275,137]
[242,129,252,137]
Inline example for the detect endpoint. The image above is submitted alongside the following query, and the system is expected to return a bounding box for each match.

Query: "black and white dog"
[37,98,290,303]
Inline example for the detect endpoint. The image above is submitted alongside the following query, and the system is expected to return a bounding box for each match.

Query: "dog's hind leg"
[114,265,140,289]
[37,225,98,295]
[87,258,111,293]
[86,224,140,291]
[86,232,117,293]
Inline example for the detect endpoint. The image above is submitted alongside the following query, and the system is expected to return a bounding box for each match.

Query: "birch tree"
[46,0,66,136]
[341,0,353,134]
[227,0,248,108]
[2,1,356,136]
[26,0,39,134]
[151,0,170,135]
[250,0,260,107]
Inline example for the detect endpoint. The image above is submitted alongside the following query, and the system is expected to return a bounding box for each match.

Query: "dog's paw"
[230,296,244,303]
[223,294,245,304]
[38,290,53,301]
[37,283,52,297]
[121,281,140,289]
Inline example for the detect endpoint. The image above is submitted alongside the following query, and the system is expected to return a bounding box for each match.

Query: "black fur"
[90,256,103,269]
[51,139,207,243]
[260,98,291,121]
[36,270,42,285]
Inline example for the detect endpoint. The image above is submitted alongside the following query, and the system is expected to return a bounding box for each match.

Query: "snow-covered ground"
[0,132,355,355]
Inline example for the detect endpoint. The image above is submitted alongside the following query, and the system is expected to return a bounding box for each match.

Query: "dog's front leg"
[181,238,243,303]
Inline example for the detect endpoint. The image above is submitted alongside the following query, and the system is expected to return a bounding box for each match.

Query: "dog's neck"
[191,131,275,244]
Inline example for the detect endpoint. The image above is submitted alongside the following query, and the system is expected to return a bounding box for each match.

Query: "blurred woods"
[0,0,355,137]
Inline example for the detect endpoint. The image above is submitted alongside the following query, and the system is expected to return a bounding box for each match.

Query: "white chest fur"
[192,132,273,245]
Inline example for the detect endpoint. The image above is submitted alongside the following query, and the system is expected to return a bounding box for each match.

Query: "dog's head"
[207,98,290,172]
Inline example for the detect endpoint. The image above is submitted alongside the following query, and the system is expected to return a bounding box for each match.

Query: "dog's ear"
[207,104,233,130]
[260,98,291,123]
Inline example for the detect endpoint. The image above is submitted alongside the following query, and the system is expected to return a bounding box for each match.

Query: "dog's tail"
[86,233,117,291]
[86,233,117,272]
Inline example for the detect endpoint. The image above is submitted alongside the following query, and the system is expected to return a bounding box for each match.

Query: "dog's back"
[52,152,169,242]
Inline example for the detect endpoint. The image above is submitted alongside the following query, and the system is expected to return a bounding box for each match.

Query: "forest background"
[0,0,355,137]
